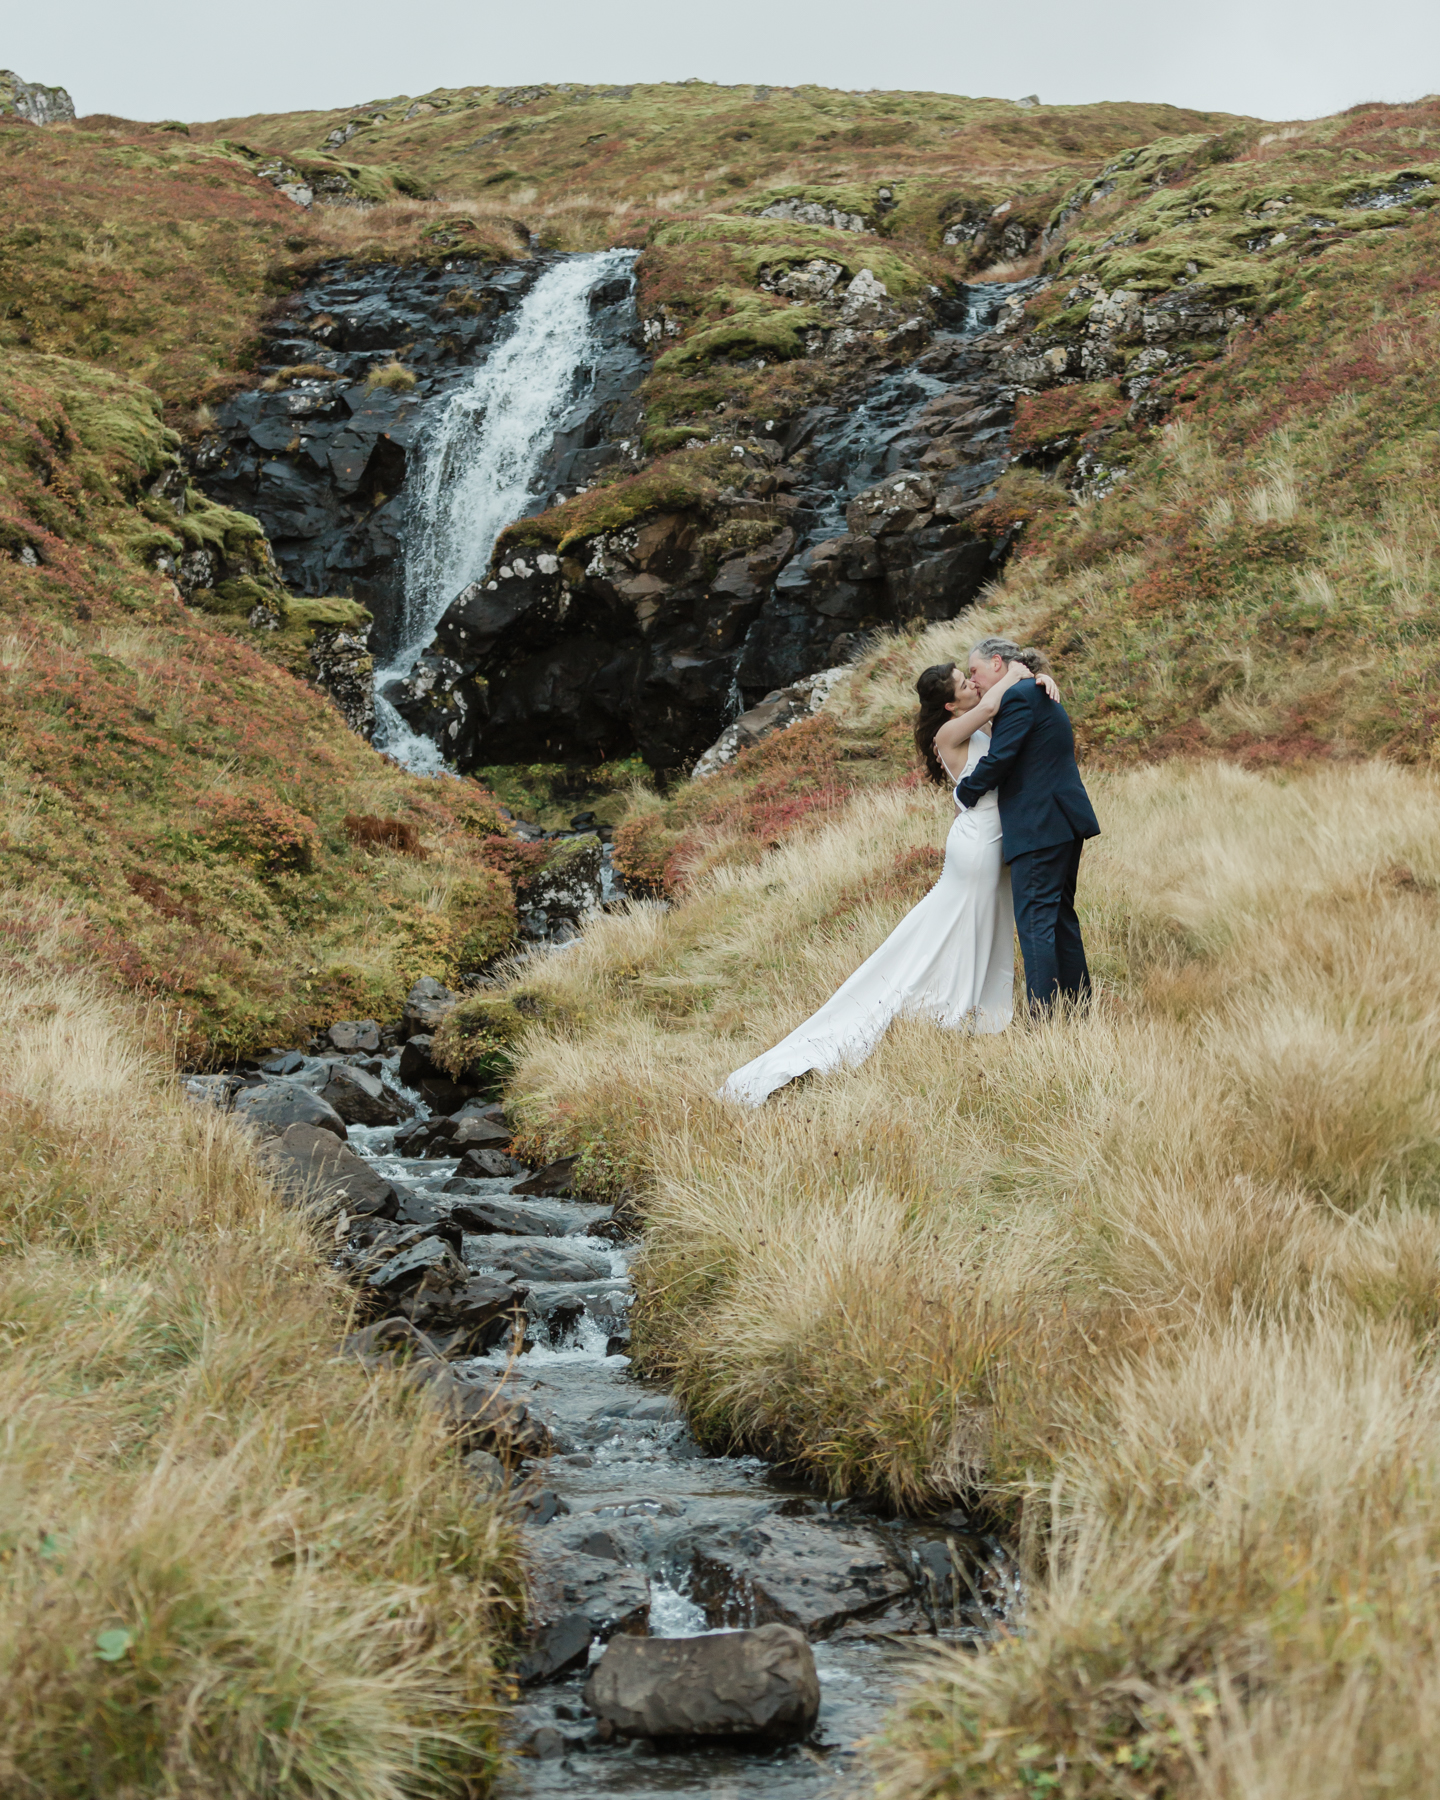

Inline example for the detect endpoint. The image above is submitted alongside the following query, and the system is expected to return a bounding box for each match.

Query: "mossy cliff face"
[0,347,537,1059]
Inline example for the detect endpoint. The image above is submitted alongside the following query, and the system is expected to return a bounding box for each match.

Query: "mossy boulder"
[446,868,519,968]
[431,990,570,1090]
[516,835,603,938]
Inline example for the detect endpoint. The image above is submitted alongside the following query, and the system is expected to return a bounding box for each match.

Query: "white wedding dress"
[719,729,1015,1106]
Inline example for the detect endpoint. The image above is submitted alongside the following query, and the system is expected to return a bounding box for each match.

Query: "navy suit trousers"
[1009,837,1090,1010]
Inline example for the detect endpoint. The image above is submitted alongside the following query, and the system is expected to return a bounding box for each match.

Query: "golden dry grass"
[503,695,1440,1794]
[0,912,521,1797]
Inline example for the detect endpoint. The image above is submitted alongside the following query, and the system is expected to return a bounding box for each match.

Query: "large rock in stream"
[682,1512,913,1636]
[260,1121,399,1217]
[234,1077,347,1140]
[320,1062,409,1125]
[584,1624,820,1743]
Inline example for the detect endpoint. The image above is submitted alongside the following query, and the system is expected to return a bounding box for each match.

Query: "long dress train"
[719,729,1014,1106]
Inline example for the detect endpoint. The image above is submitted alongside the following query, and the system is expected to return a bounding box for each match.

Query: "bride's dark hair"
[914,662,958,786]
[914,648,1054,784]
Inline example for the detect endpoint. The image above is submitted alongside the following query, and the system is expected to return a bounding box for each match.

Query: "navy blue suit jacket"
[954,680,1101,861]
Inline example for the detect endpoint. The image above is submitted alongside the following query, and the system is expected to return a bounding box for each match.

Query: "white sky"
[8,0,1437,128]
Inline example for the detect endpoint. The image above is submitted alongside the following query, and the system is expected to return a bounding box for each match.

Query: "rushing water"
[373,249,637,773]
[334,1049,1021,1797]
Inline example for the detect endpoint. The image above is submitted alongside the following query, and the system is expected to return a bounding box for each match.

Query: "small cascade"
[374,249,637,773]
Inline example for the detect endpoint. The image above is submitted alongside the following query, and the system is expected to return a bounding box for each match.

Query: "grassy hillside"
[961,100,1440,764]
[0,345,532,1061]
[195,81,1245,249]
[0,941,520,1795]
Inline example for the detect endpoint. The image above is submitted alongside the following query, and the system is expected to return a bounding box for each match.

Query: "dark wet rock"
[512,1155,580,1199]
[405,1358,553,1457]
[523,1279,631,1350]
[391,1118,453,1157]
[530,1551,650,1642]
[516,1720,572,1757]
[583,1624,819,1744]
[260,1121,399,1216]
[449,1195,569,1237]
[337,1221,448,1281]
[259,1049,306,1075]
[450,1116,513,1150]
[320,1061,409,1126]
[464,1235,612,1283]
[395,1272,522,1353]
[462,1448,508,1495]
[401,976,459,1039]
[516,1612,595,1686]
[234,1078,347,1140]
[519,1488,572,1527]
[326,1019,381,1053]
[366,1234,468,1294]
[392,1188,462,1233]
[415,1076,474,1113]
[397,1033,442,1085]
[192,260,551,654]
[452,1146,524,1179]
[683,1515,913,1638]
[340,1315,445,1365]
[394,1111,511,1157]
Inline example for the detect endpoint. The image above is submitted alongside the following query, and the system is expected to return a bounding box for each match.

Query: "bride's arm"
[933,661,1032,763]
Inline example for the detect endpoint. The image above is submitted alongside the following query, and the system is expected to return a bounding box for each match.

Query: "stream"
[327,1046,1023,1793]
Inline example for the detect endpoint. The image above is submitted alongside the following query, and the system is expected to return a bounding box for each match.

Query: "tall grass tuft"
[0,927,521,1795]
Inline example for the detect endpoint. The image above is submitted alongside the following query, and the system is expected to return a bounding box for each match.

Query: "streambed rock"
[320,1061,408,1125]
[400,976,460,1039]
[325,1019,381,1053]
[235,1078,347,1141]
[406,1357,553,1458]
[463,1234,613,1283]
[448,1195,570,1236]
[584,1624,820,1744]
[529,1550,651,1644]
[395,1114,512,1156]
[683,1514,913,1637]
[260,1120,399,1216]
[367,1233,468,1294]
[395,1272,522,1353]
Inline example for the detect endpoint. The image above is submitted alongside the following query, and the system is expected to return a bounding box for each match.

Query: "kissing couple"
[721,636,1101,1107]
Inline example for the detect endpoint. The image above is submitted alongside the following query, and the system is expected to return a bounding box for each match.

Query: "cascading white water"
[373,248,636,774]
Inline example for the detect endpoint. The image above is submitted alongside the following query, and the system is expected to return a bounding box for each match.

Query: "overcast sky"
[8,0,1437,128]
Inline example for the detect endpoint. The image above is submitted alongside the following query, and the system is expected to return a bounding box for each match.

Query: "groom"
[954,637,1100,1012]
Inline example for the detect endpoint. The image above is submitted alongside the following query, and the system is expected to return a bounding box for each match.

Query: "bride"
[718,651,1058,1107]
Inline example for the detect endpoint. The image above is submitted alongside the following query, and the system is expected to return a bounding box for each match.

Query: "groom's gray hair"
[970,636,1024,665]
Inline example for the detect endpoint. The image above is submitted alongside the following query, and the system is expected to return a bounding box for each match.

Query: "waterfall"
[374,248,636,774]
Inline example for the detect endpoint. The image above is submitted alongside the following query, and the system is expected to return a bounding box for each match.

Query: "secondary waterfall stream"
[373,249,637,774]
